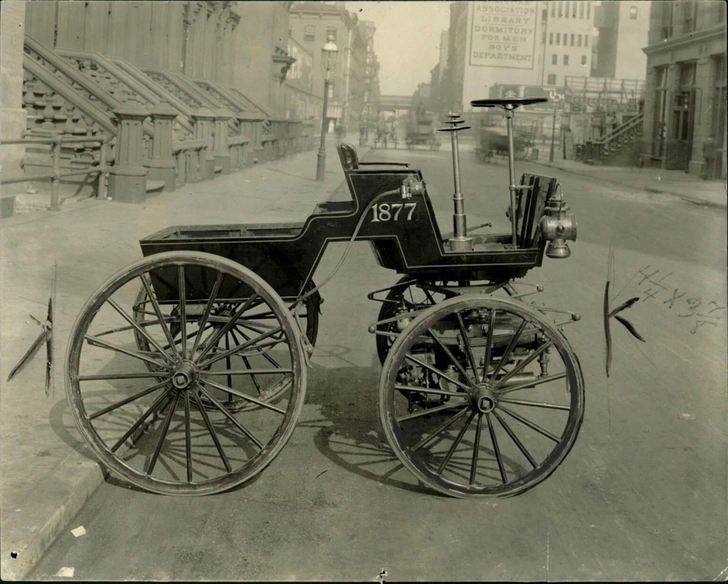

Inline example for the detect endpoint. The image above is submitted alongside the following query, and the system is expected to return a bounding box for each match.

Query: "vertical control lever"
[438,113,473,252]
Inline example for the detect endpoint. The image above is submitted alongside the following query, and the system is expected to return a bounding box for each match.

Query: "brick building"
[641,1,726,178]
[289,1,370,133]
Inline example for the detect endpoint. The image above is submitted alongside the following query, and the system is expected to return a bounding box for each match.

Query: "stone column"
[662,64,678,170]
[213,107,232,174]
[688,57,713,177]
[108,103,149,203]
[0,0,27,214]
[192,106,216,179]
[147,102,177,191]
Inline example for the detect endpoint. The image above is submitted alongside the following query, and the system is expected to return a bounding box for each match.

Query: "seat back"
[519,173,556,247]
[337,143,359,171]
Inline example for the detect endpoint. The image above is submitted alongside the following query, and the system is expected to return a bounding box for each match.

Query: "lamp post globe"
[316,34,339,181]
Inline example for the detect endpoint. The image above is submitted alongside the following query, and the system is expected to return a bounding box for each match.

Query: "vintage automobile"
[66,97,581,498]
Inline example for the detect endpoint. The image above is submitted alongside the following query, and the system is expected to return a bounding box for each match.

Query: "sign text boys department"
[470,1,537,69]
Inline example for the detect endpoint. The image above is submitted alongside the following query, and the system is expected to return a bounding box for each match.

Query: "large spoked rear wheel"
[66,251,306,496]
[379,296,584,498]
[132,279,318,412]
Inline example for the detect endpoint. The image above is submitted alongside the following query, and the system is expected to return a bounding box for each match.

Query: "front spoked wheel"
[66,251,306,496]
[379,296,584,498]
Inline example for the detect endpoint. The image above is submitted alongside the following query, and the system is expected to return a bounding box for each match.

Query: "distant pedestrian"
[702,136,717,180]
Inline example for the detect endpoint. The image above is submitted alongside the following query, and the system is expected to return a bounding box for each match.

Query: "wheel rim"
[66,251,306,496]
[379,296,584,498]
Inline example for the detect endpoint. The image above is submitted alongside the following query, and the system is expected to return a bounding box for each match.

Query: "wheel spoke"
[394,384,464,398]
[499,397,570,411]
[482,309,496,382]
[199,326,283,369]
[486,412,508,483]
[95,318,174,338]
[499,405,560,443]
[79,372,166,381]
[107,298,174,361]
[203,368,293,376]
[85,334,169,369]
[200,378,287,415]
[146,392,180,475]
[489,319,528,380]
[492,410,537,468]
[496,340,553,387]
[196,294,259,362]
[412,407,470,452]
[234,327,284,369]
[140,274,177,356]
[178,267,187,360]
[231,329,262,393]
[197,387,263,449]
[436,410,476,474]
[428,329,473,384]
[496,372,567,396]
[190,272,223,357]
[456,312,480,383]
[397,400,467,423]
[191,389,232,473]
[404,353,472,392]
[469,413,483,485]
[110,390,173,452]
[183,390,192,482]
[88,379,170,420]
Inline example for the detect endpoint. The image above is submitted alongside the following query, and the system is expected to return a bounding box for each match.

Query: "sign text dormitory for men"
[469,1,538,69]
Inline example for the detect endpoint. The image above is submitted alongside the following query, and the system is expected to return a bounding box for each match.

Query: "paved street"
[22,143,727,581]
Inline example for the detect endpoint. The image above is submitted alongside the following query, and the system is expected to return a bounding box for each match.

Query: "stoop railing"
[1,132,109,211]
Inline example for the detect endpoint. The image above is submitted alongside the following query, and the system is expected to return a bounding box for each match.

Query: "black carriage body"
[140,147,553,302]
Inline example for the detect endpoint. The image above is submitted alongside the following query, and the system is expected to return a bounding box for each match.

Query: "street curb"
[1,145,372,580]
[533,161,727,210]
[2,458,107,581]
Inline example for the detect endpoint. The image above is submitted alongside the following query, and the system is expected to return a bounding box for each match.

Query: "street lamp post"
[316,34,338,181]
[549,101,557,163]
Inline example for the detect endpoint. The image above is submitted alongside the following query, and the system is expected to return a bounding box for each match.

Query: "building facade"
[441,1,596,111]
[592,1,650,80]
[22,0,294,114]
[641,1,726,178]
[289,1,372,133]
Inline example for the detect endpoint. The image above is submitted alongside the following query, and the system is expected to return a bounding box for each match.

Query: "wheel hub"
[171,361,199,390]
[472,384,497,413]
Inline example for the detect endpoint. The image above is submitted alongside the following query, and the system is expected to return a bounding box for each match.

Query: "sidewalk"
[530,144,726,209]
[0,135,368,581]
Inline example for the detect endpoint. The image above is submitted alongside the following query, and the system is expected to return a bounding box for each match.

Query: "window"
[581,55,587,65]
[577,34,582,47]
[304,25,315,43]
[556,32,561,44]
[547,73,557,85]
[549,32,554,44]
[552,54,558,65]
[571,34,575,46]
[326,26,337,42]
[579,2,584,18]
[565,1,569,17]
[660,3,673,39]
[587,2,590,19]
[572,2,577,17]
[558,1,563,17]
[551,2,555,17]
[630,6,638,19]
[563,54,569,65]
[683,1,697,33]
